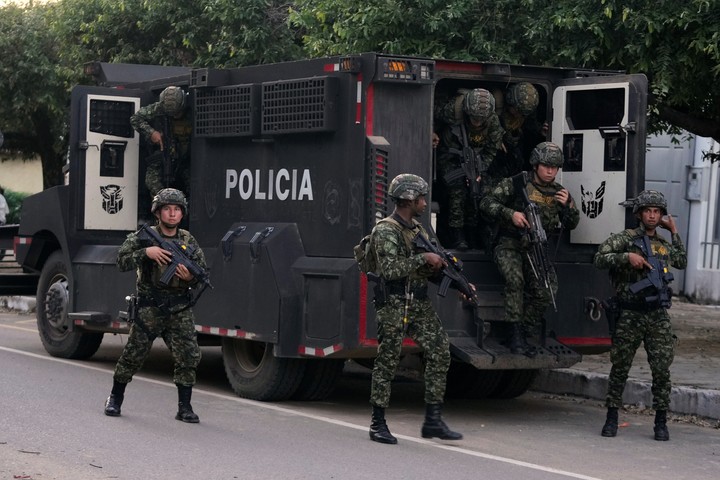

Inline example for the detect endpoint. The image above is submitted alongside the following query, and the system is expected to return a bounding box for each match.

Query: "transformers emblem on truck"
[225,168,314,201]
[100,184,124,214]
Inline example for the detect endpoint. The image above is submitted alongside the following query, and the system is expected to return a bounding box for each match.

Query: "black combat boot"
[449,228,468,251]
[104,380,126,417]
[369,405,397,444]
[421,404,463,440]
[175,385,200,423]
[654,410,669,441]
[601,407,619,437]
[508,323,527,355]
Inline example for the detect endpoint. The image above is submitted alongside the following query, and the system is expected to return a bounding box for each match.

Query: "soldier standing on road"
[104,188,206,423]
[594,190,687,441]
[367,174,462,445]
[131,86,192,197]
[479,142,579,355]
[436,88,504,250]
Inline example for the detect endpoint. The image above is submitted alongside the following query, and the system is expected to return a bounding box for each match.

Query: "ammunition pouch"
[443,167,466,187]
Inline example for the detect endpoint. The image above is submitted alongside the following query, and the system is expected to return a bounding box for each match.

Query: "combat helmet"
[388,174,429,201]
[151,188,188,215]
[506,82,539,116]
[529,142,564,167]
[463,88,496,122]
[632,190,667,215]
[159,86,186,116]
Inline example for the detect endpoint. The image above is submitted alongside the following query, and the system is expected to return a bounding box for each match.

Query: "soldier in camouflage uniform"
[367,174,462,445]
[594,190,686,441]
[130,86,192,196]
[493,82,548,177]
[479,142,579,355]
[104,188,206,423]
[436,88,504,250]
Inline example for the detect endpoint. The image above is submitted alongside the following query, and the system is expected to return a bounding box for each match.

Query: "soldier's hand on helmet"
[659,213,678,234]
[422,252,447,272]
[174,263,194,282]
[146,246,173,265]
[555,188,570,206]
[511,211,530,228]
[150,130,165,151]
[628,252,653,270]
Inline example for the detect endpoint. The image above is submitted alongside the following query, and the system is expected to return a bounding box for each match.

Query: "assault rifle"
[411,230,479,307]
[629,235,674,308]
[443,123,485,208]
[515,175,557,311]
[137,224,213,290]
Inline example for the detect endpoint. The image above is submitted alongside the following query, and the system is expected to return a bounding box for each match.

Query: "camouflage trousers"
[494,237,557,330]
[606,309,674,410]
[444,186,479,229]
[370,296,451,408]
[113,306,201,386]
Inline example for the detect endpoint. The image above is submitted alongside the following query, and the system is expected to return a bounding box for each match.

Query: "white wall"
[0,157,43,194]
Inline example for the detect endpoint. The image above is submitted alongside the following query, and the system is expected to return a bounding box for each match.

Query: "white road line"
[0,345,604,480]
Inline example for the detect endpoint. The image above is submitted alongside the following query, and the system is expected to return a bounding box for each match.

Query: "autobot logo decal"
[100,185,124,214]
[225,168,314,201]
[581,181,605,218]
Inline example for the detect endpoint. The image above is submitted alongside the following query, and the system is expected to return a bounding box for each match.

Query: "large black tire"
[36,251,103,359]
[489,369,539,399]
[222,337,305,401]
[446,361,503,399]
[291,359,345,401]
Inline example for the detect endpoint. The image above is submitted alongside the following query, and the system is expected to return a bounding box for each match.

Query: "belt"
[138,293,191,309]
[385,283,428,300]
[619,300,662,312]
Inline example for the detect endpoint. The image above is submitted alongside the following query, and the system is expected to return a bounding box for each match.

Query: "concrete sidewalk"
[533,299,720,421]
[4,295,720,420]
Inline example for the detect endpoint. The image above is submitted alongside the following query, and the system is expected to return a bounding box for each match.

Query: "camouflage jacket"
[372,214,434,290]
[130,101,192,159]
[117,225,207,297]
[437,116,504,173]
[479,172,579,238]
[593,226,687,302]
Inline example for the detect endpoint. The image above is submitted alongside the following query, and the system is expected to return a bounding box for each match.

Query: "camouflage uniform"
[494,82,546,177]
[370,215,451,408]
[113,225,206,386]
[479,173,579,331]
[594,226,687,410]
[436,91,504,235]
[131,96,192,196]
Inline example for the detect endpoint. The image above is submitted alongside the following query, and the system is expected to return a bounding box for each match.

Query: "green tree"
[291,0,720,147]
[0,3,71,188]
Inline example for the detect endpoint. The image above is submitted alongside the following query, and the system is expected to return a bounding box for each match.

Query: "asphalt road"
[2,311,720,480]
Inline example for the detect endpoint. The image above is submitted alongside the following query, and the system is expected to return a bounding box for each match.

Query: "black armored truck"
[3,53,647,400]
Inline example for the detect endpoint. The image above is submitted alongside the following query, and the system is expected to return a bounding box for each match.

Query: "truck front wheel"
[36,251,103,359]
[222,337,305,401]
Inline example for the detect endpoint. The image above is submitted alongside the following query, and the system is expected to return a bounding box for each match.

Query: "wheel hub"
[45,280,69,330]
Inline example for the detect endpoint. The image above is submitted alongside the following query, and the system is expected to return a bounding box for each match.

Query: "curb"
[533,368,720,420]
[0,295,36,313]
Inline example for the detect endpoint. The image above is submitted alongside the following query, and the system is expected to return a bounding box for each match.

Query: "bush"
[1,187,28,224]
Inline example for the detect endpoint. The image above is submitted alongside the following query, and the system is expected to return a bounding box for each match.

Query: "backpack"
[353,217,413,274]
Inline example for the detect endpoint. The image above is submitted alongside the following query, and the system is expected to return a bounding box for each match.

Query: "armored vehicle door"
[70,87,142,231]
[551,74,648,245]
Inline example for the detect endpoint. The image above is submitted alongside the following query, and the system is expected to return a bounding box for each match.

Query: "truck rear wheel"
[291,359,345,401]
[36,251,103,359]
[222,337,305,401]
[489,369,538,399]
[446,361,503,399]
